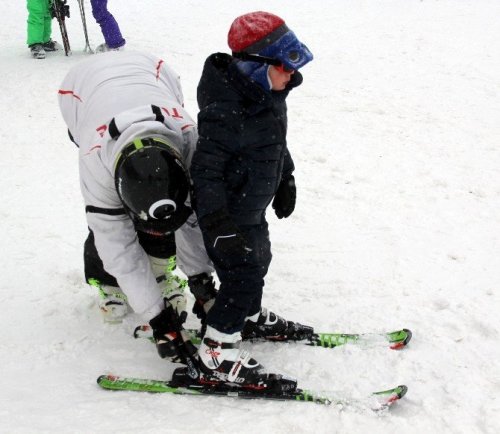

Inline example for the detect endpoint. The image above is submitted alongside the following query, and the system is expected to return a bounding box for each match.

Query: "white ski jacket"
[58,51,212,318]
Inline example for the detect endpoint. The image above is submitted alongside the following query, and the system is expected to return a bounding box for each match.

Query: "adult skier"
[190,11,314,386]
[58,50,214,362]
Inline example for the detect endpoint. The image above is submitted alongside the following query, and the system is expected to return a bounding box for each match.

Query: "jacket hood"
[197,53,303,110]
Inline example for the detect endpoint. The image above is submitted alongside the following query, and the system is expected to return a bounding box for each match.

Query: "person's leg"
[90,0,125,49]
[139,231,187,319]
[205,222,271,333]
[196,222,297,386]
[84,230,119,287]
[42,0,52,43]
[84,230,128,321]
[27,0,45,45]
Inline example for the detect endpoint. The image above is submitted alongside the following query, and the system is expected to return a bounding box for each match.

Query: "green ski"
[97,373,407,410]
[134,325,412,350]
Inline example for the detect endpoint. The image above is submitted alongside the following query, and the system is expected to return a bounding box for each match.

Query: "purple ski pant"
[90,0,125,49]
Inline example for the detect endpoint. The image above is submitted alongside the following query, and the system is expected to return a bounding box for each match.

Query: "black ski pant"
[83,229,176,286]
[203,221,272,334]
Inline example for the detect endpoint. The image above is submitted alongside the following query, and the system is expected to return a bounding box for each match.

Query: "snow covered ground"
[1,0,499,433]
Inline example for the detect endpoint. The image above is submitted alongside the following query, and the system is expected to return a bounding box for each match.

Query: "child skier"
[27,0,61,59]
[190,11,314,387]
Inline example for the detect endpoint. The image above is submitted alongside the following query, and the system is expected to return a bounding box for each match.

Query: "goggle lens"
[288,50,301,63]
[275,63,294,73]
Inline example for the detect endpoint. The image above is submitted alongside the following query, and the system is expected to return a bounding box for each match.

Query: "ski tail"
[387,329,412,350]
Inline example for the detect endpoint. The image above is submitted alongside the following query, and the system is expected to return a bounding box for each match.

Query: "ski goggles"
[277,50,302,72]
[233,52,296,73]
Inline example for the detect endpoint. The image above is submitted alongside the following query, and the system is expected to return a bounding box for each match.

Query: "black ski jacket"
[191,53,302,226]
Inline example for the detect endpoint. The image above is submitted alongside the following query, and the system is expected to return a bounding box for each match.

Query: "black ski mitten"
[272,175,296,219]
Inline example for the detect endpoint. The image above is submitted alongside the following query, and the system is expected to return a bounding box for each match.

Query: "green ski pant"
[26,0,52,46]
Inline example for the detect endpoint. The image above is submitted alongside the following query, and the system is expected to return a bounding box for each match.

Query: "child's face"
[269,66,295,91]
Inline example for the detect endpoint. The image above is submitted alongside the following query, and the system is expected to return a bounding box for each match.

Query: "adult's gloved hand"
[148,304,196,363]
[164,290,187,324]
[200,209,252,256]
[272,175,296,219]
[188,272,217,322]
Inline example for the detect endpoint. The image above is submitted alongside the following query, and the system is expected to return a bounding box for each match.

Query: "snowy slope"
[1,1,500,433]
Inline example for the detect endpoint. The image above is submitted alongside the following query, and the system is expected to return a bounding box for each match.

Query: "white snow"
[1,1,500,433]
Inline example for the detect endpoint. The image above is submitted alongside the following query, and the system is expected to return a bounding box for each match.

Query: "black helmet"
[114,137,191,234]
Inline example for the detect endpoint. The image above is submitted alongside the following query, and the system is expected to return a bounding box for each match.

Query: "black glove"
[200,209,251,256]
[149,305,196,363]
[188,273,217,322]
[272,175,296,219]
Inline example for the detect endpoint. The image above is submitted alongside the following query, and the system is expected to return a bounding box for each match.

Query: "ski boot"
[242,307,314,342]
[95,42,125,53]
[30,44,46,59]
[88,278,128,322]
[196,325,297,393]
[42,39,62,51]
[150,255,188,322]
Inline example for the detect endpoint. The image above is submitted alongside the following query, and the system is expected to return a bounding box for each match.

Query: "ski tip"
[403,329,413,345]
[397,385,408,399]
[97,374,118,385]
[133,324,152,339]
[389,329,412,350]
[373,384,408,397]
[96,374,106,385]
[383,385,408,407]
[372,385,408,409]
